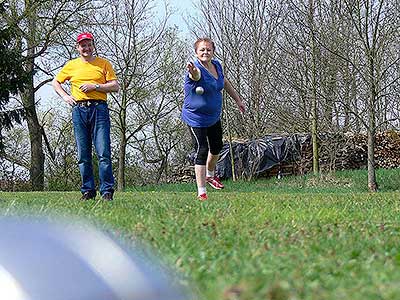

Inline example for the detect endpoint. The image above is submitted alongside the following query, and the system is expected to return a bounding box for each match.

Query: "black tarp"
[188,134,303,179]
[215,135,302,179]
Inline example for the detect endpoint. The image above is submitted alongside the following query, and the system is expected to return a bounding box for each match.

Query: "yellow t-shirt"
[55,57,117,101]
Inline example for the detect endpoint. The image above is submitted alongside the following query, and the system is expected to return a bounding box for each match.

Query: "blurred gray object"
[0,218,188,300]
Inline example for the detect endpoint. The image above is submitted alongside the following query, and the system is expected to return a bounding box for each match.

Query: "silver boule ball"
[195,86,204,95]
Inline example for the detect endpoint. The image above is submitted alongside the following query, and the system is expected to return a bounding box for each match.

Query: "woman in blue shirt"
[182,38,245,201]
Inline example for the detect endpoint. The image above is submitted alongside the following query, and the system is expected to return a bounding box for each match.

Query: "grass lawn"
[1,168,400,300]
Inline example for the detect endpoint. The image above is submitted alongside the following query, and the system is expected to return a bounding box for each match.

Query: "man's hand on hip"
[62,95,77,106]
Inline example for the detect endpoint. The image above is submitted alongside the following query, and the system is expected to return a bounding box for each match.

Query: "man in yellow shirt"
[52,32,119,201]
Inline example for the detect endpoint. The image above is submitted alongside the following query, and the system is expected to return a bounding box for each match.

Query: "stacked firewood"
[298,131,400,174]
[318,132,367,172]
[298,134,313,174]
[168,166,195,183]
[375,131,400,169]
[245,131,400,176]
[171,131,400,182]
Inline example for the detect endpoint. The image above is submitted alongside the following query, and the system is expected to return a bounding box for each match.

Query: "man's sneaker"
[81,191,96,201]
[197,193,208,201]
[102,192,113,201]
[206,176,224,190]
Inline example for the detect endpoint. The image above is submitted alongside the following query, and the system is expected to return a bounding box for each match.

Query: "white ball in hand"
[195,86,204,95]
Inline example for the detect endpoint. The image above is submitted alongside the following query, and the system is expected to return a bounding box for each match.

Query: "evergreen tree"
[0,2,28,150]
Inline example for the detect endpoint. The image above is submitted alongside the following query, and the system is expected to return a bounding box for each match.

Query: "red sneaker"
[198,193,208,201]
[206,176,224,190]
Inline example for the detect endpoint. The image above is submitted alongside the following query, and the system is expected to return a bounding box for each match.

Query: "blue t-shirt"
[182,59,225,127]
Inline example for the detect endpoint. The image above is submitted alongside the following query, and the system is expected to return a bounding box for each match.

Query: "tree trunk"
[22,73,44,191]
[367,61,378,192]
[21,0,44,190]
[309,0,319,175]
[117,132,127,191]
[367,126,377,192]
[117,105,127,191]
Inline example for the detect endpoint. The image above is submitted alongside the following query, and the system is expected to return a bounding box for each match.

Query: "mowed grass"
[1,168,400,300]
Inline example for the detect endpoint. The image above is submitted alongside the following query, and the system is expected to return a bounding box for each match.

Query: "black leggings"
[189,120,223,165]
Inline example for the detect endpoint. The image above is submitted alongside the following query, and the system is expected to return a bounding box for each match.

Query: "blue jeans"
[72,102,114,195]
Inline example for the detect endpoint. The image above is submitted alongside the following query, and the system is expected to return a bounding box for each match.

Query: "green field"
[1,169,400,300]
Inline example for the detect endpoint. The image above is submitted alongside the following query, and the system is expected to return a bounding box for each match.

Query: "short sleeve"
[55,61,73,83]
[104,60,117,81]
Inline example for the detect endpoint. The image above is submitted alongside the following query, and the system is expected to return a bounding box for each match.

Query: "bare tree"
[276,0,324,173]
[326,0,400,191]
[307,0,320,174]
[191,0,285,139]
[0,126,30,191]
[3,0,94,190]
[94,0,187,189]
[40,108,81,190]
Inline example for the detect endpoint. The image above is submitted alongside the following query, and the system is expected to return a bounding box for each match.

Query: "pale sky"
[157,0,196,35]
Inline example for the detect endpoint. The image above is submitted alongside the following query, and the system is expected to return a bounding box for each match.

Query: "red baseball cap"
[76,32,94,43]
